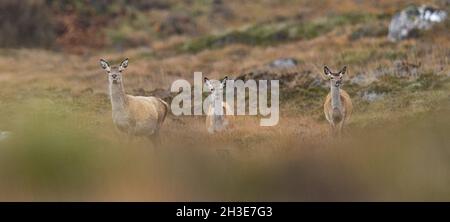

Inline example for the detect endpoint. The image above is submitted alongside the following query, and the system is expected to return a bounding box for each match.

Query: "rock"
[350,73,378,86]
[268,58,299,69]
[388,5,447,41]
[361,91,384,102]
[307,77,323,88]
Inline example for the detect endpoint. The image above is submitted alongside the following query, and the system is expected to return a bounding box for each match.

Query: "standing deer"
[99,58,168,145]
[323,66,353,136]
[204,76,232,134]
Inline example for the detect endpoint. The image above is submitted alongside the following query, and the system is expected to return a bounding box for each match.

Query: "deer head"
[204,76,228,103]
[100,58,129,85]
[324,66,347,87]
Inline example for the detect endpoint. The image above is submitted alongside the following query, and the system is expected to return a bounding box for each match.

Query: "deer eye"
[107,71,111,73]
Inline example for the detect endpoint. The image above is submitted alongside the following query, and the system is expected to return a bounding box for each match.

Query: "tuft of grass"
[338,49,377,65]
[406,72,447,92]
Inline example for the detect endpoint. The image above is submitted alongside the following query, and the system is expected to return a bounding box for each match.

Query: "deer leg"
[330,122,337,136]
[207,127,215,134]
[113,127,123,144]
[216,148,231,162]
[148,131,161,147]
[338,119,346,137]
[127,128,135,145]
[127,134,134,144]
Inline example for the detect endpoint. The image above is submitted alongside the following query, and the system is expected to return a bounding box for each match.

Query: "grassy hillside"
[0,0,449,201]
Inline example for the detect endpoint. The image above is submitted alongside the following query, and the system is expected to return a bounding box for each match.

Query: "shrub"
[179,12,379,53]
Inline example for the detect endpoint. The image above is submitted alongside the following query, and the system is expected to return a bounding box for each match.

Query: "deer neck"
[210,97,225,124]
[109,81,128,113]
[330,82,342,110]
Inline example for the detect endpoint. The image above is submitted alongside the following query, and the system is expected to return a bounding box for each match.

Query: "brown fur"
[101,58,168,143]
[323,89,353,133]
[205,101,234,133]
[114,96,168,137]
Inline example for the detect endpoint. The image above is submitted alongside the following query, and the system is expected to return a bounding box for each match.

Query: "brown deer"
[204,76,233,134]
[323,66,353,136]
[99,58,168,145]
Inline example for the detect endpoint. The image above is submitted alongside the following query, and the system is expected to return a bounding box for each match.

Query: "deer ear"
[221,76,228,87]
[100,59,110,71]
[340,66,347,75]
[324,66,332,75]
[204,77,212,89]
[119,58,129,70]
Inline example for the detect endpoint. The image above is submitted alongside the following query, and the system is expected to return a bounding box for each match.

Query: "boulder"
[350,73,378,86]
[268,58,299,69]
[388,5,447,41]
[361,91,384,102]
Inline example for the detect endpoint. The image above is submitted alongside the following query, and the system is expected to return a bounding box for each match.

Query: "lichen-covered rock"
[268,58,298,69]
[361,91,384,102]
[388,5,447,41]
[350,73,378,86]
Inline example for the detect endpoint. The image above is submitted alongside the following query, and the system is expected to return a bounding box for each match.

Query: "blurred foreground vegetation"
[0,91,449,201]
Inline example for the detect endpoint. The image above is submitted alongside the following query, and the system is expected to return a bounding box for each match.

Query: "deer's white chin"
[112,80,119,84]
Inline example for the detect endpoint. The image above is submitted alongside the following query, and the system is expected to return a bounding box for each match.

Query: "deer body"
[101,58,168,143]
[323,66,353,135]
[324,88,352,132]
[204,76,232,134]
[206,101,231,134]
[110,83,167,136]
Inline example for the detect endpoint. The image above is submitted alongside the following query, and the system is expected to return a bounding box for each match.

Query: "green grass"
[179,12,382,53]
